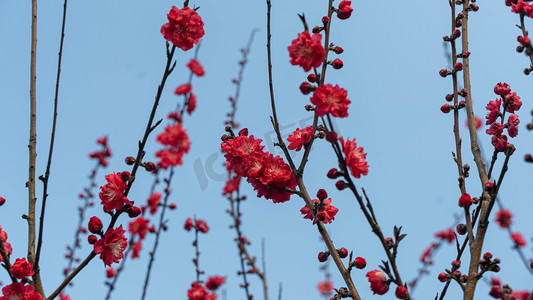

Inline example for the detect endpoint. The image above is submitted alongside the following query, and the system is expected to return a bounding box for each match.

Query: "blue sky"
[1,0,533,299]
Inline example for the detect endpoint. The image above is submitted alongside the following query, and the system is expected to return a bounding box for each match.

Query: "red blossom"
[147,192,161,215]
[366,270,389,295]
[310,84,351,118]
[288,31,325,72]
[161,6,204,51]
[187,58,205,77]
[0,282,42,300]
[196,219,209,233]
[184,217,194,231]
[106,267,115,278]
[157,123,190,149]
[494,82,511,96]
[339,137,369,179]
[512,1,533,17]
[187,282,209,300]
[511,232,527,247]
[0,197,4,206]
[495,209,513,229]
[505,92,522,113]
[507,114,520,137]
[131,240,142,259]
[300,198,339,224]
[94,225,128,267]
[99,172,130,212]
[287,127,314,151]
[128,217,150,239]
[59,294,71,300]
[205,276,225,291]
[187,93,197,115]
[223,175,241,196]
[317,280,334,296]
[491,134,508,151]
[10,258,35,279]
[486,122,504,136]
[434,228,455,243]
[337,1,353,20]
[175,83,192,95]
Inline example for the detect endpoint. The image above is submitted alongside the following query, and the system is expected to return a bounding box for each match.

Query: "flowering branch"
[265,1,360,298]
[34,0,69,277]
[140,168,174,300]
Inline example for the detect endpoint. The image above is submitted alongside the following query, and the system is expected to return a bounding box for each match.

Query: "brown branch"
[27,0,44,295]
[141,168,174,300]
[47,252,97,299]
[34,0,69,278]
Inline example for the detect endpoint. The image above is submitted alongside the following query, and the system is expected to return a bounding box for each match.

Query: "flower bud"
[452,260,461,269]
[88,216,103,234]
[125,156,136,165]
[458,193,472,207]
[440,104,452,114]
[88,235,98,245]
[456,224,467,235]
[312,26,322,34]
[439,69,449,77]
[316,189,328,200]
[307,73,316,83]
[483,252,493,260]
[455,62,463,71]
[484,182,494,191]
[299,82,315,95]
[318,251,329,262]
[335,180,347,190]
[331,58,344,70]
[127,206,142,218]
[354,257,366,269]
[438,272,448,282]
[322,16,330,24]
[395,286,408,299]
[337,248,348,258]
[327,168,340,179]
[453,29,461,38]
[326,131,338,143]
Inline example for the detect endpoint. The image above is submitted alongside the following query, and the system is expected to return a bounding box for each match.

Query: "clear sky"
[1,0,532,299]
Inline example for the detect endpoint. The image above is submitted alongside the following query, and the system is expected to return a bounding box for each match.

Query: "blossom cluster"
[155,121,191,169]
[485,83,521,152]
[221,129,297,203]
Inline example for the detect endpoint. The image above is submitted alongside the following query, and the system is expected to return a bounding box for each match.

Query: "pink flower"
[94,225,128,267]
[187,93,197,115]
[495,209,513,229]
[491,134,508,151]
[310,84,351,118]
[511,232,526,247]
[175,83,192,95]
[155,148,186,169]
[10,258,35,279]
[155,123,191,169]
[288,31,325,72]
[434,228,455,243]
[505,92,522,113]
[99,172,130,212]
[494,82,511,96]
[187,59,205,77]
[507,114,520,138]
[485,99,501,125]
[196,219,209,233]
[147,192,161,215]
[128,217,150,239]
[339,137,368,179]
[205,276,225,291]
[366,270,389,295]
[287,127,314,151]
[512,1,533,17]
[131,240,142,259]
[223,175,241,196]
[0,282,42,300]
[187,282,209,300]
[161,6,205,51]
[300,198,339,224]
[337,1,353,20]
[317,280,334,296]
[486,122,504,136]
[184,217,194,231]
